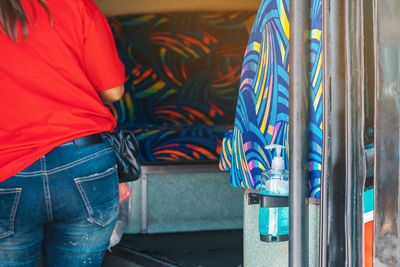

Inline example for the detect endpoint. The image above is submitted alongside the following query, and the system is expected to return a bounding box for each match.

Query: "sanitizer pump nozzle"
[257,144,289,242]
[265,144,285,172]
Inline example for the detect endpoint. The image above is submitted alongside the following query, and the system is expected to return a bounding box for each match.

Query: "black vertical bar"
[320,0,347,265]
[374,0,400,265]
[289,0,309,266]
[363,0,375,151]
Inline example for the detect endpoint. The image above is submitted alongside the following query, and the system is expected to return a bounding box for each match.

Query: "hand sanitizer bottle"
[258,145,289,241]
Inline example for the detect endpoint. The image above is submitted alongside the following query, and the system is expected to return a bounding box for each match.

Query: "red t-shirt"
[0,0,125,181]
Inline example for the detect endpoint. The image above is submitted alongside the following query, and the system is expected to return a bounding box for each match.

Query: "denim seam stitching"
[73,166,117,183]
[41,158,53,222]
[9,190,21,237]
[0,189,22,239]
[74,181,93,221]
[14,148,113,177]
[73,166,118,227]
[46,148,113,175]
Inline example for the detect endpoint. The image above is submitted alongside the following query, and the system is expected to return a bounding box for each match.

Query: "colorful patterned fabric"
[219,0,323,198]
[309,0,323,198]
[108,12,254,163]
[132,124,229,162]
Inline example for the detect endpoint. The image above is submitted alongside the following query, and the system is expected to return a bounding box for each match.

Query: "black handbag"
[103,129,141,183]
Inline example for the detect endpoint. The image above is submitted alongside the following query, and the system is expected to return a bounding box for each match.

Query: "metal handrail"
[289,1,310,266]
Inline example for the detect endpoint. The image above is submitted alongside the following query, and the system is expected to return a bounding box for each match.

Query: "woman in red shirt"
[0,0,125,265]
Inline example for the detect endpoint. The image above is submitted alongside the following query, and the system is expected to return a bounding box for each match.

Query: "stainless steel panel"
[140,164,220,175]
[321,0,365,265]
[374,0,400,265]
[320,0,347,265]
[344,0,365,265]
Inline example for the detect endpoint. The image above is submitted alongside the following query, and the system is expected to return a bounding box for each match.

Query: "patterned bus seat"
[108,12,255,163]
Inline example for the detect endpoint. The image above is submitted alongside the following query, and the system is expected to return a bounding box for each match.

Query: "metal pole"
[289,1,310,266]
[344,0,365,265]
[320,0,347,265]
[320,0,365,265]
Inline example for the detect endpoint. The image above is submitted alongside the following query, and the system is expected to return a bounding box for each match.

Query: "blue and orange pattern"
[108,12,254,163]
[132,124,226,162]
[219,0,322,198]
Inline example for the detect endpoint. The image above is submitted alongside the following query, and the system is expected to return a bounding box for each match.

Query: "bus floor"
[102,230,243,267]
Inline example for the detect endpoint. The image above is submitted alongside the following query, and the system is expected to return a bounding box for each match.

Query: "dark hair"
[0,0,51,42]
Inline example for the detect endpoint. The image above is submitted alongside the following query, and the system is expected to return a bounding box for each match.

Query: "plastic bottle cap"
[265,145,285,171]
[271,156,284,170]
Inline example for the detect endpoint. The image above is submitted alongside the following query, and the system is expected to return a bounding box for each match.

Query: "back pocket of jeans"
[0,188,22,239]
[74,166,119,227]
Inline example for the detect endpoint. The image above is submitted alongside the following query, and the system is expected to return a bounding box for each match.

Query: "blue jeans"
[0,137,119,267]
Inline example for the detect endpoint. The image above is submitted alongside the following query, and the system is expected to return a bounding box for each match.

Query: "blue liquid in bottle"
[258,145,289,240]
